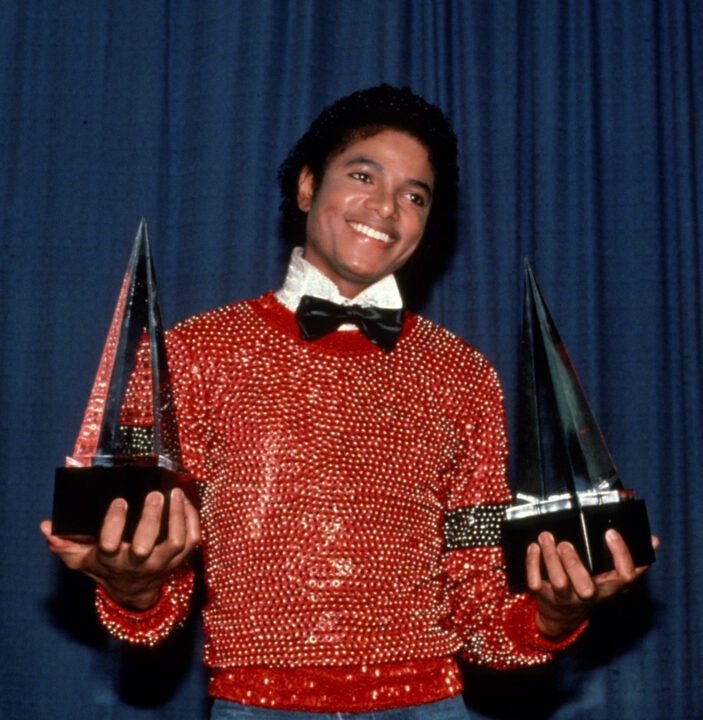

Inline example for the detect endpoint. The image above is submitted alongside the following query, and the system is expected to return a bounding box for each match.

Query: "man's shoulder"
[409,314,489,365]
[171,293,271,333]
[165,293,275,349]
[406,314,504,402]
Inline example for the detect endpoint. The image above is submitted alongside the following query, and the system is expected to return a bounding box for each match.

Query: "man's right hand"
[40,487,200,611]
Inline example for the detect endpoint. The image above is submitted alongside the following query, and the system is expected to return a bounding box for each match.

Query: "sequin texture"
[98,292,582,710]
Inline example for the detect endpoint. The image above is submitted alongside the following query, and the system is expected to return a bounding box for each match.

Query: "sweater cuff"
[506,595,588,653]
[95,563,194,646]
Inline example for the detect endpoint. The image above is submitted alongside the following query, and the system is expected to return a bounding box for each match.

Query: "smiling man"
[42,85,653,719]
[297,129,433,298]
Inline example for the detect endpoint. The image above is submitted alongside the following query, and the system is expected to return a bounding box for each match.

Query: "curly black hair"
[277,85,459,308]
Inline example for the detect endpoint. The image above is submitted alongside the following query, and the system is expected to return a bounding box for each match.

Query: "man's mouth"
[348,221,394,244]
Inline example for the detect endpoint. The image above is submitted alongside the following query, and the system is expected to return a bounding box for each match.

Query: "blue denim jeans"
[210,695,471,719]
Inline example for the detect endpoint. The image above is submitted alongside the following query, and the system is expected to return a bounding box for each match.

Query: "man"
[42,85,654,719]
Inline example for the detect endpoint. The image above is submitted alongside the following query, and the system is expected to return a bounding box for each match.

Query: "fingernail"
[146,492,163,506]
[606,529,618,542]
[171,488,184,502]
[113,498,128,510]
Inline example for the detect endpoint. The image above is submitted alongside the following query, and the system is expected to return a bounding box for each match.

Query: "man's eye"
[408,193,426,207]
[349,172,371,183]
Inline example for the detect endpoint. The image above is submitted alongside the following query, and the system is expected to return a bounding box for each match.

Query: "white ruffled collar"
[274,247,403,314]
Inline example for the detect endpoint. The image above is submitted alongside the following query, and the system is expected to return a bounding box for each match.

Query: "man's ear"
[297,166,315,212]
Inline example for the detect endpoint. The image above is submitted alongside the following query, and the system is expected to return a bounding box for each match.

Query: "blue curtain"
[1,1,701,718]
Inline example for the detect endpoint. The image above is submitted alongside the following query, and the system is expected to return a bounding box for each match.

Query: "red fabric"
[209,657,463,712]
[95,564,194,646]
[97,293,583,710]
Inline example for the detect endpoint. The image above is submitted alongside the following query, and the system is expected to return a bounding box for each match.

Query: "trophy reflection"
[52,219,198,541]
[501,262,655,591]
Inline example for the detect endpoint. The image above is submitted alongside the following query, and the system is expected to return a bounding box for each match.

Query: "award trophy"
[52,219,197,541]
[501,262,655,591]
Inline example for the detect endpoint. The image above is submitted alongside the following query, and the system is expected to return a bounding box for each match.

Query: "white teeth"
[349,222,392,243]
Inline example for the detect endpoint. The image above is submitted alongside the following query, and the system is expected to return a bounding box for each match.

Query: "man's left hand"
[526,530,659,638]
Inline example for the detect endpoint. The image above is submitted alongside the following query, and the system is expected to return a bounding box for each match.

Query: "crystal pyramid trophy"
[501,261,655,590]
[52,219,198,541]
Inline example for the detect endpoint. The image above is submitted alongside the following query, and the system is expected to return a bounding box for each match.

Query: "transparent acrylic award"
[52,219,198,541]
[501,261,655,590]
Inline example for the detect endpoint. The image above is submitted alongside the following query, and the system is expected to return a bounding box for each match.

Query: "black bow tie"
[295,295,404,352]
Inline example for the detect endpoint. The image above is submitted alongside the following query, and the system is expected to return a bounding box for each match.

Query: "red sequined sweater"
[96,292,581,712]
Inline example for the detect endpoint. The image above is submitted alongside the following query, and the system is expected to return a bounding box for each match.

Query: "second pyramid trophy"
[501,262,655,591]
[52,219,198,541]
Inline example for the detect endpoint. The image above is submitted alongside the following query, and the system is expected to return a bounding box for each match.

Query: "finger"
[40,520,61,545]
[538,532,570,595]
[98,498,128,554]
[556,541,595,600]
[183,493,202,551]
[651,535,660,551]
[167,492,201,568]
[525,542,543,592]
[161,488,187,558]
[605,529,637,583]
[130,491,165,560]
[40,520,83,554]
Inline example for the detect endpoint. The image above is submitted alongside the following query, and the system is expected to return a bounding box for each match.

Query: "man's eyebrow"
[343,155,383,171]
[343,155,433,198]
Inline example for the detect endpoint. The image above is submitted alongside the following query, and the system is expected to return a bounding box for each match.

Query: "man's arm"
[443,347,657,663]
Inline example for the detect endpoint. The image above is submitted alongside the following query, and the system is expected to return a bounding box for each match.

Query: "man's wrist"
[535,608,587,639]
[98,582,162,612]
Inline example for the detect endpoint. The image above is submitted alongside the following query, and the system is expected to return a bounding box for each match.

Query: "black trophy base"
[52,465,199,542]
[501,499,655,591]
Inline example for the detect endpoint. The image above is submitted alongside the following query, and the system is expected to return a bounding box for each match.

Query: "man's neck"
[275,247,403,313]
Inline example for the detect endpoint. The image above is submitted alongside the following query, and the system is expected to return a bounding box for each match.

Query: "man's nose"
[365,188,398,219]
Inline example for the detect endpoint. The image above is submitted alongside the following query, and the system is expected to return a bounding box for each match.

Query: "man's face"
[297,129,435,299]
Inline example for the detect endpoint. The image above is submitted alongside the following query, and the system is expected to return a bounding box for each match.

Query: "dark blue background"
[1,2,701,718]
